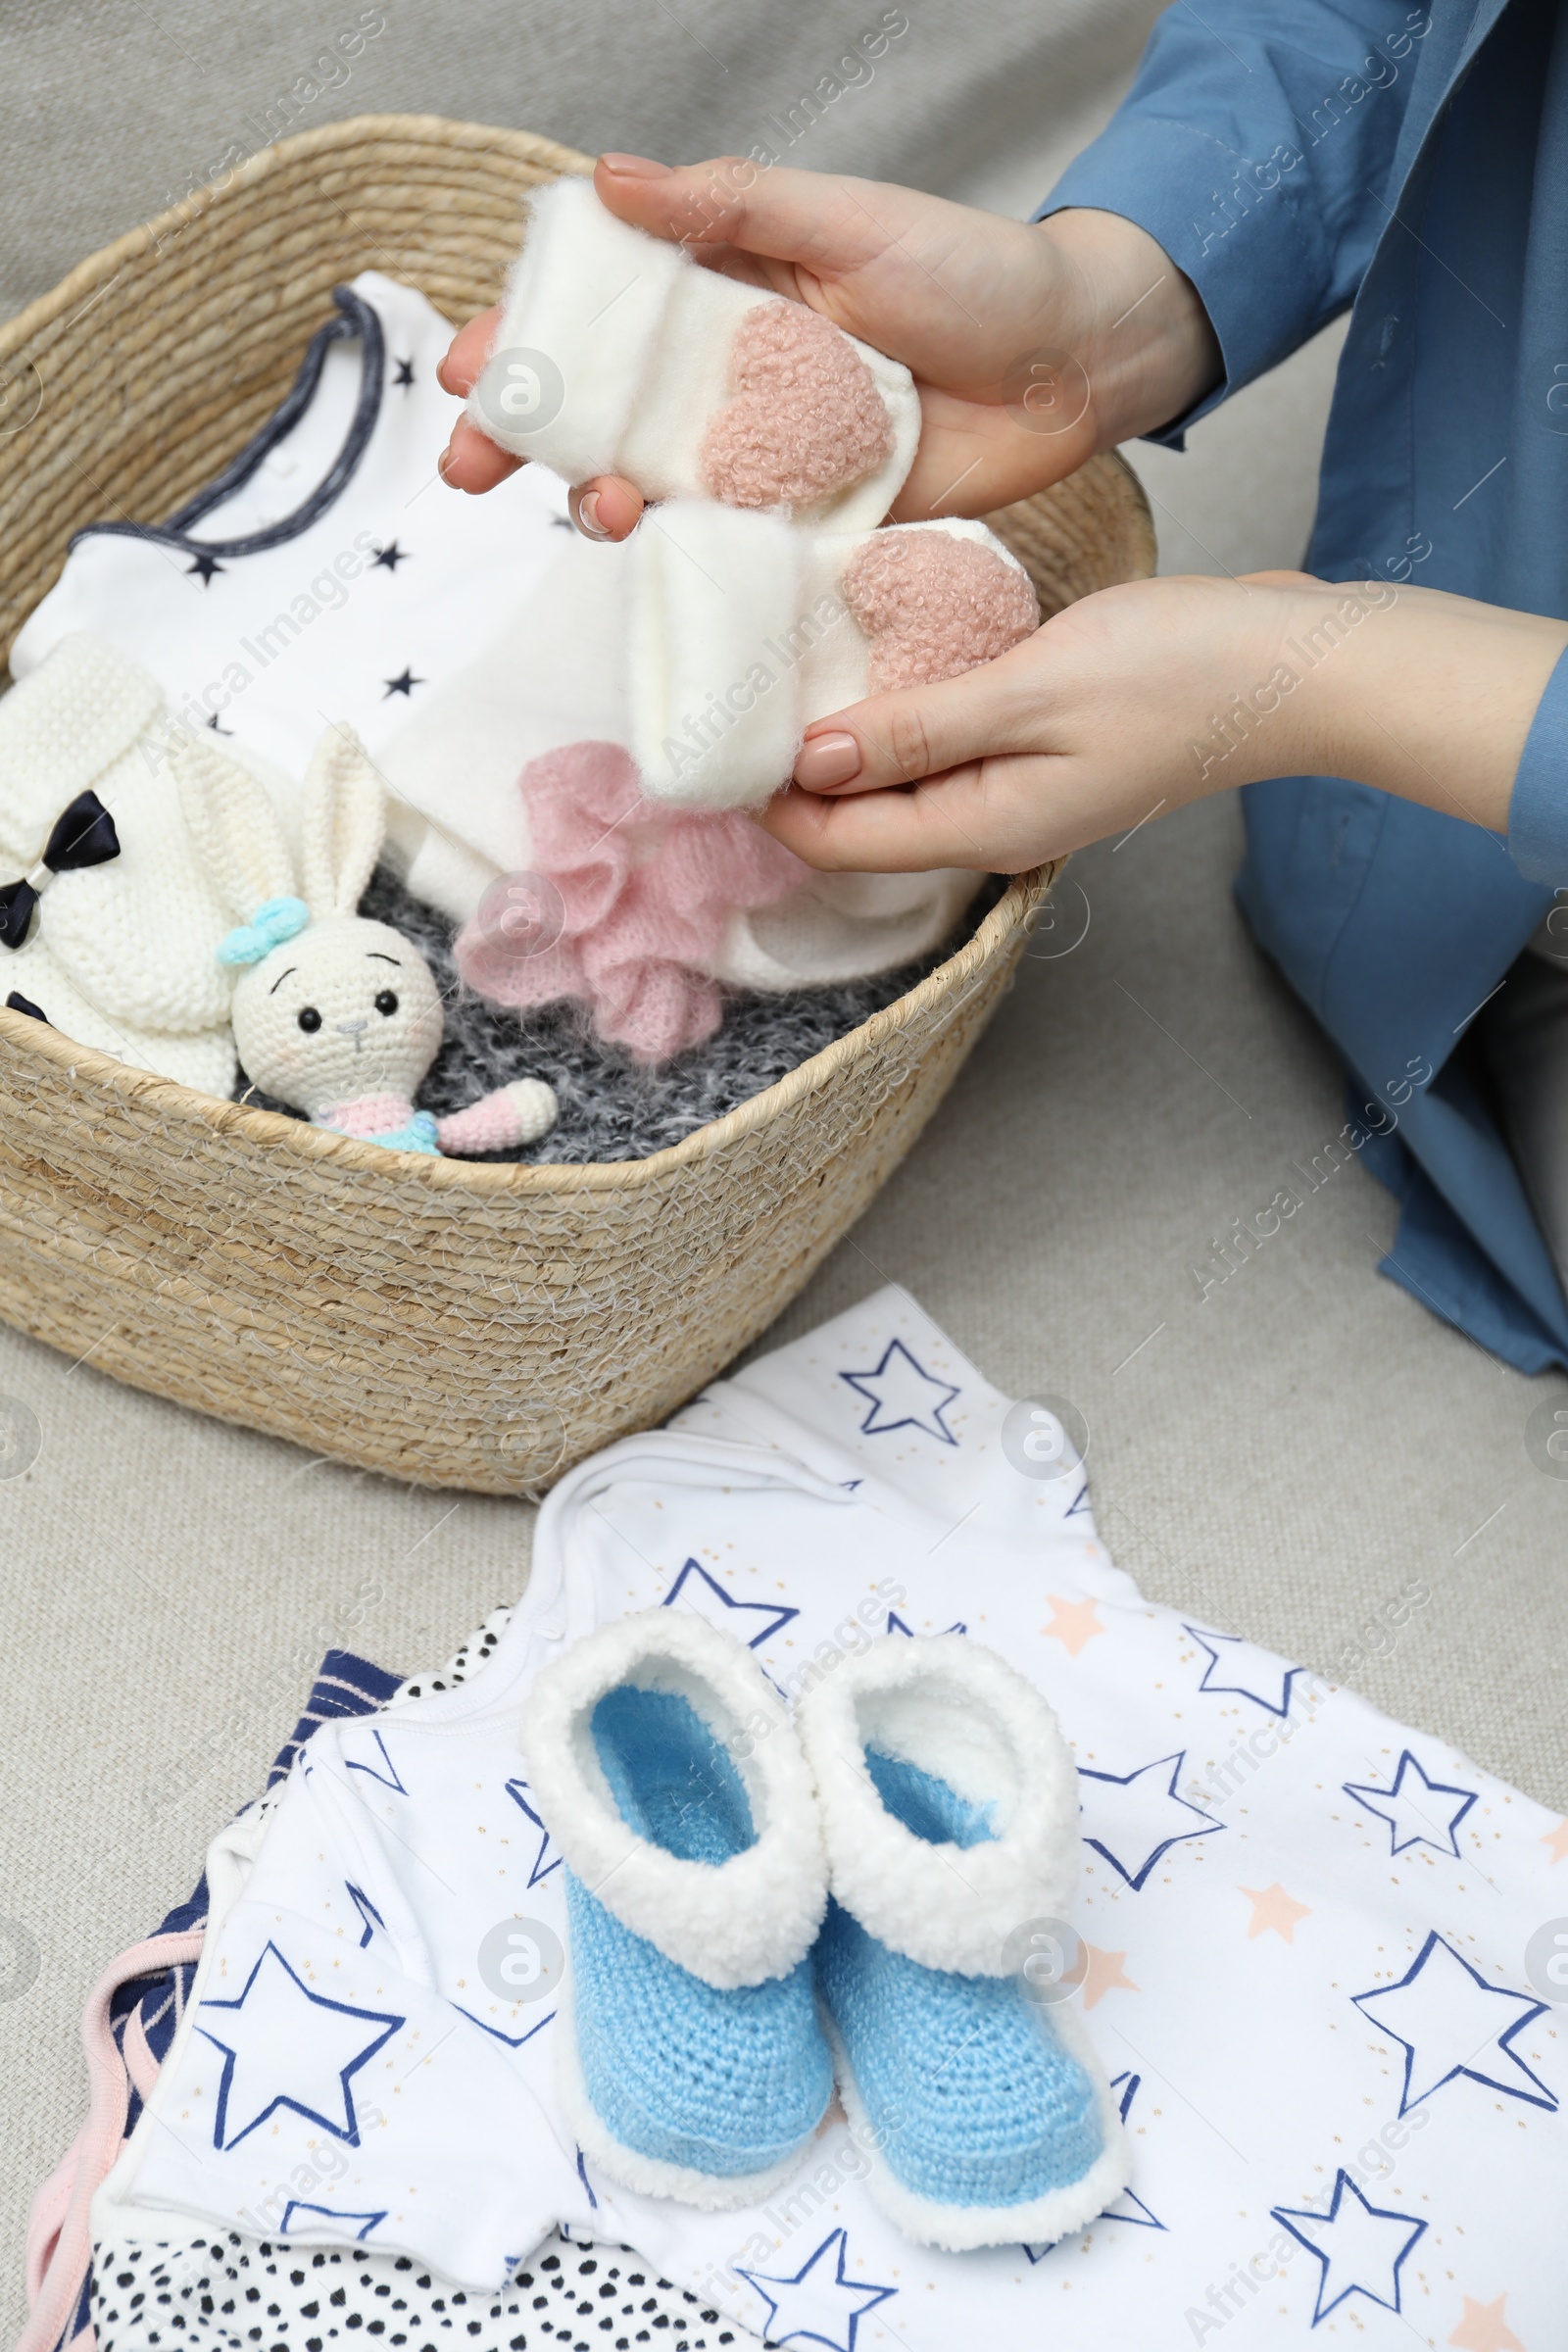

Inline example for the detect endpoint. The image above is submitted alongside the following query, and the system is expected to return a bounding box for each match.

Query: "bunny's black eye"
[297,1006,321,1034]
[373,990,399,1017]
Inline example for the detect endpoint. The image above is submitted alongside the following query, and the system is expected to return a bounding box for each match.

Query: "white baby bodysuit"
[93,1288,1567,2350]
[13,272,981,998]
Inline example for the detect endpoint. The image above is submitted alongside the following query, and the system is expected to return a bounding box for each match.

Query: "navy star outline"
[195,1940,403,2151]
[186,550,225,584]
[575,2146,599,2210]
[382,666,423,698]
[1351,1930,1556,2115]
[1077,1750,1224,1891]
[887,1611,967,1638]
[1270,2170,1426,2326]
[345,1883,385,1948]
[1064,1481,1092,1518]
[370,539,409,571]
[451,2000,556,2050]
[1184,1623,1305,1719]
[343,1727,408,1794]
[281,2200,386,2240]
[737,2227,897,2352]
[662,1557,799,1649]
[1342,1748,1478,1857]
[1101,2071,1164,2229]
[839,1338,961,1446]
[504,1777,563,1886]
[392,357,416,387]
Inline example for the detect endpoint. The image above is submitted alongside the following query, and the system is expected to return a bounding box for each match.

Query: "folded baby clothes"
[24,1626,742,2352]
[11,271,572,846]
[14,268,989,1030]
[469,175,921,530]
[372,525,988,983]
[0,634,277,1094]
[90,1287,1568,2348]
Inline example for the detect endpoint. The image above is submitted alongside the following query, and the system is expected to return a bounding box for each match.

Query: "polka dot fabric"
[89,2234,744,2352]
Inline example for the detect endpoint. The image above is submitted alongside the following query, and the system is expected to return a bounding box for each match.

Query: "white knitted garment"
[467,175,921,531]
[626,505,1039,808]
[0,634,256,1090]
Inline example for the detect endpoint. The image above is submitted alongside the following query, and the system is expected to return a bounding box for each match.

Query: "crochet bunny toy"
[174,724,558,1157]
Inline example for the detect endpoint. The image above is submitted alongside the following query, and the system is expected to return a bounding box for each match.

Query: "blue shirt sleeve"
[1509,646,1568,885]
[1038,0,1430,441]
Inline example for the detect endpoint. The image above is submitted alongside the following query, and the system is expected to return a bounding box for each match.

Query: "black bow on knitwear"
[0,789,121,950]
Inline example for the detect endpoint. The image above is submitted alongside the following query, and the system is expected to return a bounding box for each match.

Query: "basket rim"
[0,109,1067,1200]
[0,113,595,369]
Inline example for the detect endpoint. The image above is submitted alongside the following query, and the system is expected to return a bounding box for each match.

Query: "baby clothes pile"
[72,1289,1567,2349]
[1,178,1037,1102]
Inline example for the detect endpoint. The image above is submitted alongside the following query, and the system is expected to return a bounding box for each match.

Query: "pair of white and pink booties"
[466,177,1041,812]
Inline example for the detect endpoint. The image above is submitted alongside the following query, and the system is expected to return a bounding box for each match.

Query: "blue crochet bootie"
[523,1609,833,2207]
[798,1634,1131,2249]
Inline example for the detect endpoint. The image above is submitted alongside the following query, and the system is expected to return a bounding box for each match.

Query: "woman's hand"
[436,154,1219,537]
[759,572,1568,873]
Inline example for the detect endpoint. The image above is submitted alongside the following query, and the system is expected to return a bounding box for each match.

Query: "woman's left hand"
[759,569,1562,872]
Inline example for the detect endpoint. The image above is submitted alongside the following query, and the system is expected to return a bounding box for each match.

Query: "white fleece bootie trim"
[630,505,1040,808]
[468,176,919,529]
[520,1608,827,1989]
[796,1633,1082,1978]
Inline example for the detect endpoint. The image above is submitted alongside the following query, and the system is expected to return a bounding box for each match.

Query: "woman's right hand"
[436,156,1220,538]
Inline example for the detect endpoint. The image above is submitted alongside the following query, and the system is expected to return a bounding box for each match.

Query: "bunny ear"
[170,726,295,919]
[301,726,385,919]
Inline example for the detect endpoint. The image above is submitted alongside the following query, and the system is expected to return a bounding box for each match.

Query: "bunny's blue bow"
[218,896,310,967]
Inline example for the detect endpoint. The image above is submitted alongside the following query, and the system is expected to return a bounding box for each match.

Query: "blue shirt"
[1043,0,1568,1370]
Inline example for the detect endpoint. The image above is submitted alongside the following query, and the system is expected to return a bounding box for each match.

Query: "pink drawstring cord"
[20,1929,205,2352]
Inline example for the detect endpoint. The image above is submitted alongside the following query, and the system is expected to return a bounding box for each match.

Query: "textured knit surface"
[7,6,1563,2343]
[235,865,1005,1161]
[700,304,895,513]
[564,1680,830,2179]
[842,530,1042,693]
[566,1874,832,2178]
[862,1748,994,1847]
[450,743,805,1065]
[813,1896,1104,2207]
[591,1688,757,1862]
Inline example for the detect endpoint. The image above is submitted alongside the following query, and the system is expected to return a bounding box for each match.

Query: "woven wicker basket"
[0,115,1155,1492]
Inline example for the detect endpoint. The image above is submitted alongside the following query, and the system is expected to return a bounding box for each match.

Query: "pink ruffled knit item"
[456,742,808,1062]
